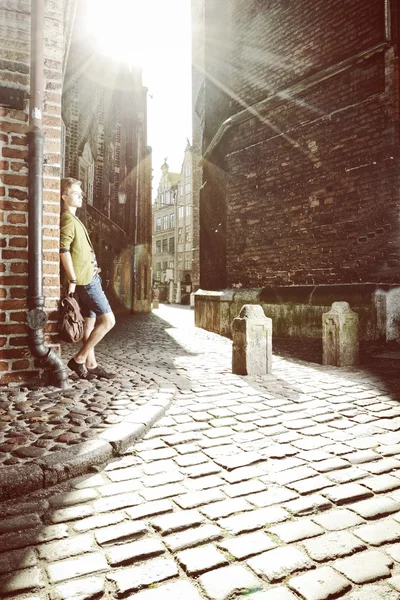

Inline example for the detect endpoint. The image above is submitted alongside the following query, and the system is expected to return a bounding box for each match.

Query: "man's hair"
[61,177,81,199]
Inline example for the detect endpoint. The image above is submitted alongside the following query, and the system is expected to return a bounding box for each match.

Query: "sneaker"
[67,357,88,379]
[87,365,117,379]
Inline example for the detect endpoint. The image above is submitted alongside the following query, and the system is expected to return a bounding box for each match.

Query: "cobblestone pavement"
[1,304,400,599]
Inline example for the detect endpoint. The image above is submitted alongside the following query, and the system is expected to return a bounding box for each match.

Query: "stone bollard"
[322,301,359,366]
[190,292,195,309]
[152,288,160,310]
[231,304,272,376]
[168,280,174,304]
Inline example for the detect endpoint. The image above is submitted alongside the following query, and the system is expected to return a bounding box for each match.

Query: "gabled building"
[152,143,194,302]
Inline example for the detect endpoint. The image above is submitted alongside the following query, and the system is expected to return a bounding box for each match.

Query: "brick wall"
[198,0,400,291]
[63,38,152,314]
[0,0,72,384]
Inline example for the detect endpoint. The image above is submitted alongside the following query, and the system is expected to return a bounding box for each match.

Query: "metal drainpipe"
[26,0,68,388]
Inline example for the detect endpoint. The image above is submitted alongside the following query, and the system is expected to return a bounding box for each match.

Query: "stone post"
[175,283,182,304]
[190,292,195,309]
[231,305,272,375]
[152,287,159,310]
[168,280,174,304]
[322,301,359,366]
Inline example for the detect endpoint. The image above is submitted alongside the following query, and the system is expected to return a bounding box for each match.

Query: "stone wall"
[196,0,400,291]
[0,0,75,384]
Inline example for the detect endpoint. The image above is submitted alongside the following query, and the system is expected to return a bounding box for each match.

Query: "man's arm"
[60,213,77,294]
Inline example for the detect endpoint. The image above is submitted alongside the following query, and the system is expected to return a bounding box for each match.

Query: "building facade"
[193,0,400,341]
[152,143,194,301]
[0,0,151,385]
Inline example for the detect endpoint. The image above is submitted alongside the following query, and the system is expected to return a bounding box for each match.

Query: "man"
[60,177,116,379]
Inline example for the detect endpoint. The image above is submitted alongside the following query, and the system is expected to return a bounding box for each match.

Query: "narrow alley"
[1,306,400,599]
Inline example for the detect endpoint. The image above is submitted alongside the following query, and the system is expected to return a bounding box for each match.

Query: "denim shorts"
[75,273,112,319]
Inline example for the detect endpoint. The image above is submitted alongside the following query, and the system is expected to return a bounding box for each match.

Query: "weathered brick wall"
[0,0,71,384]
[63,39,152,313]
[200,0,400,290]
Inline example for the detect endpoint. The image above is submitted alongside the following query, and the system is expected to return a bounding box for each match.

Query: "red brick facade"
[0,0,74,384]
[0,1,151,385]
[195,0,400,294]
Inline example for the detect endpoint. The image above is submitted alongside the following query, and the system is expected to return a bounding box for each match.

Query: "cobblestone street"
[1,304,400,599]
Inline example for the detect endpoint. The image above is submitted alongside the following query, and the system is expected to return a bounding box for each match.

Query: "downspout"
[27,0,68,388]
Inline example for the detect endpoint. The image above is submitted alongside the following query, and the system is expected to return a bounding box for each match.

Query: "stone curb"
[0,393,174,502]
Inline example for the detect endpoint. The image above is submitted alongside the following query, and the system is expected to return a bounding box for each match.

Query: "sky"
[85,0,193,192]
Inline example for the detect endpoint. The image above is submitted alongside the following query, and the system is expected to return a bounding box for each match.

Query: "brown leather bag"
[59,294,85,343]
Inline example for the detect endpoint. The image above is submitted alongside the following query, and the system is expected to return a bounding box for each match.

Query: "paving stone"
[284,493,332,516]
[140,448,177,461]
[72,511,126,532]
[0,513,41,534]
[176,543,228,575]
[348,496,400,519]
[93,491,142,513]
[313,457,349,473]
[174,488,225,509]
[49,504,94,524]
[199,564,262,600]
[51,574,105,600]
[269,519,324,543]
[142,471,184,488]
[142,459,178,475]
[248,546,314,582]
[38,533,96,561]
[0,524,68,552]
[237,590,298,600]
[218,530,276,559]
[174,452,208,467]
[302,530,366,561]
[97,479,143,497]
[288,475,333,495]
[361,474,400,493]
[219,506,289,534]
[355,517,400,545]
[151,509,205,535]
[107,557,179,594]
[385,542,400,562]
[163,523,222,552]
[185,474,225,490]
[325,466,368,484]
[312,508,364,531]
[271,466,317,486]
[200,497,253,520]
[47,552,108,584]
[344,450,383,465]
[48,489,98,508]
[223,479,266,498]
[213,452,263,470]
[322,482,373,505]
[139,483,187,502]
[95,520,147,545]
[246,486,298,507]
[127,580,204,600]
[185,461,222,478]
[346,583,400,599]
[106,538,165,566]
[333,550,393,583]
[288,566,351,600]
[0,567,45,595]
[360,457,400,474]
[0,548,37,575]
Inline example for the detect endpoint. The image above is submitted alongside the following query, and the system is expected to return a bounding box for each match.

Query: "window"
[185,164,191,177]
[170,213,175,228]
[162,238,168,253]
[186,205,191,216]
[165,191,170,204]
[156,240,161,254]
[178,254,183,270]
[185,225,191,242]
[179,206,184,219]
[180,186,184,197]
[162,261,168,271]
[178,227,183,244]
[169,261,174,269]
[185,253,191,270]
[169,237,175,253]
[156,262,161,281]
[163,215,168,230]
[160,193,165,205]
[185,183,191,194]
[156,217,162,231]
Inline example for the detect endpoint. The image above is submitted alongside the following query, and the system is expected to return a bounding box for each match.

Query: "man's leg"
[74,311,115,366]
[82,316,96,369]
